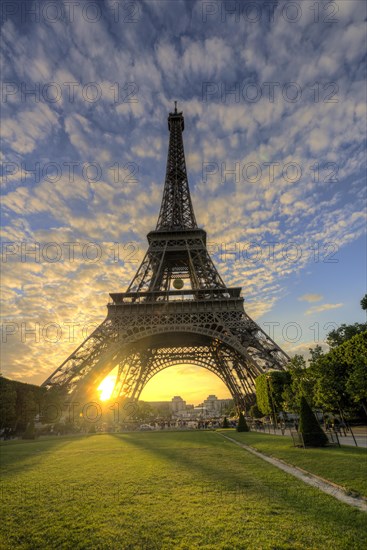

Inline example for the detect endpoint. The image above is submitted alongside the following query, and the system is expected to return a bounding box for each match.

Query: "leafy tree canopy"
[249,404,263,419]
[311,332,367,413]
[255,371,291,418]
[282,354,314,412]
[326,322,367,348]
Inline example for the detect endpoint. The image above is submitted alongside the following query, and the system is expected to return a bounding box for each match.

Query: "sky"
[1,0,366,404]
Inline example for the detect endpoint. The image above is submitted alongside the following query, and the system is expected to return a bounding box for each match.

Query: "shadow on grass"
[1,431,366,549]
[108,431,367,531]
[0,435,89,478]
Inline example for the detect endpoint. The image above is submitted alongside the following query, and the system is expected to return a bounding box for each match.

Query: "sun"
[97,370,117,401]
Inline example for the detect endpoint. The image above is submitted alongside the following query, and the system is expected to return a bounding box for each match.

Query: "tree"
[222,416,229,428]
[14,387,37,433]
[132,401,153,422]
[237,412,249,432]
[41,386,66,424]
[255,375,271,416]
[282,355,315,413]
[221,400,236,417]
[309,345,324,365]
[312,354,352,413]
[0,377,44,433]
[361,294,367,311]
[326,323,367,348]
[256,371,291,420]
[298,396,328,447]
[0,377,17,429]
[312,332,367,413]
[345,355,367,415]
[249,404,262,419]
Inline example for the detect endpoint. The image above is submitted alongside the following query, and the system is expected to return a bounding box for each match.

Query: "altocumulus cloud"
[0,0,366,382]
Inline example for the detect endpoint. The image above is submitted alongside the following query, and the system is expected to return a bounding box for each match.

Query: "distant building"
[218,398,234,412]
[203,395,220,413]
[203,395,233,415]
[170,396,186,414]
[144,395,233,419]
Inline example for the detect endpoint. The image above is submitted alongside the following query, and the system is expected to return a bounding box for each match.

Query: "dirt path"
[218,432,367,512]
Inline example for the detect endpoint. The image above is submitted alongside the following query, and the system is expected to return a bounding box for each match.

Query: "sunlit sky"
[1,1,366,405]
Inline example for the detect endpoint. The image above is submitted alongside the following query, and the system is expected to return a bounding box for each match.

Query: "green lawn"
[0,431,366,549]
[219,430,367,497]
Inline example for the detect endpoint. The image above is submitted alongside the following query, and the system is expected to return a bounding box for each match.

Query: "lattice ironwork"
[156,102,197,231]
[42,105,289,412]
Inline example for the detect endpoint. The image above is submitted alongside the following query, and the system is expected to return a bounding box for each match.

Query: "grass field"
[1,431,367,549]
[220,430,367,497]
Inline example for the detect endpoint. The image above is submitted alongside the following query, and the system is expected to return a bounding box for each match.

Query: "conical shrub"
[298,396,327,447]
[237,411,249,432]
[22,421,35,440]
[222,416,229,428]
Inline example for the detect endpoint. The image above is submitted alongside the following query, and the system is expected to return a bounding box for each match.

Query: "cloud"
[305,303,343,316]
[0,0,365,388]
[2,103,59,154]
[285,341,330,360]
[298,294,323,303]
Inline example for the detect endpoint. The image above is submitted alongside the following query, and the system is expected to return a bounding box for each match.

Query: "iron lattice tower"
[43,105,289,410]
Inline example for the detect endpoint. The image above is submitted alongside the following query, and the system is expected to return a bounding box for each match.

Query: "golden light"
[139,364,231,405]
[97,368,118,401]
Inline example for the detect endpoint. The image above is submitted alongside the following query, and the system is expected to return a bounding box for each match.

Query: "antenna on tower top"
[174,101,177,113]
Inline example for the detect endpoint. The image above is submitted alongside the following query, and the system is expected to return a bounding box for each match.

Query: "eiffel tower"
[42,103,289,411]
